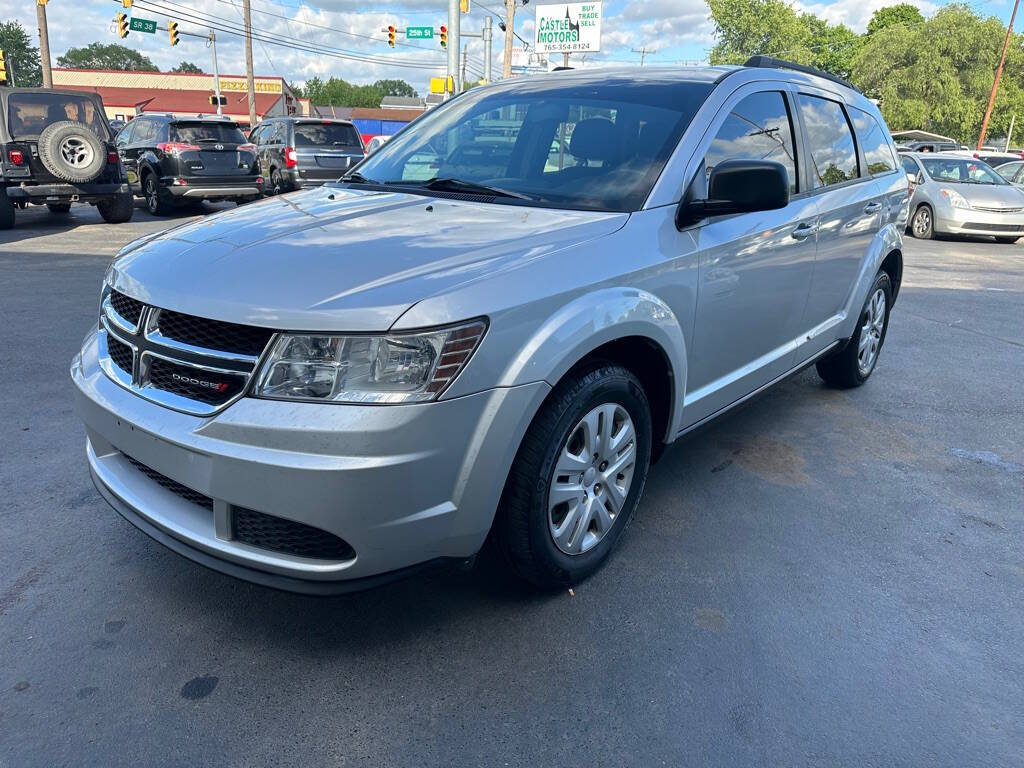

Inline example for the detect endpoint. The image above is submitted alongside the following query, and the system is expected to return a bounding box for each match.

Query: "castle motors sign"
[534,3,602,53]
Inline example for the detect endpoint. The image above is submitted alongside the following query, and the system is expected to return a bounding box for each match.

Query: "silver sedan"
[901,152,1024,242]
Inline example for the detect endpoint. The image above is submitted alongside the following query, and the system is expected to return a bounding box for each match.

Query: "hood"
[109,186,627,331]
[944,182,1024,209]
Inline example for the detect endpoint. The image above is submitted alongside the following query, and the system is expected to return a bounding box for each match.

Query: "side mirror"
[906,172,917,185]
[677,159,789,229]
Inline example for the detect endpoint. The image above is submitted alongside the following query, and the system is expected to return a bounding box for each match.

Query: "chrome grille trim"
[98,299,277,417]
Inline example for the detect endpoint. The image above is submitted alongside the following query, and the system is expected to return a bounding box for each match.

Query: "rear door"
[685,85,820,423]
[291,120,364,181]
[794,92,882,354]
[170,121,256,180]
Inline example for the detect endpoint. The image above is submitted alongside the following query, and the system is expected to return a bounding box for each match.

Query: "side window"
[705,91,798,194]
[850,108,896,176]
[248,125,263,145]
[115,121,135,148]
[901,155,918,176]
[133,119,155,144]
[796,95,858,187]
[996,161,1023,182]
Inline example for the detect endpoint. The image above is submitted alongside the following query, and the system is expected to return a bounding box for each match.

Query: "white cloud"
[793,0,938,32]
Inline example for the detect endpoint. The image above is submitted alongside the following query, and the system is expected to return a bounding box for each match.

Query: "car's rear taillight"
[156,142,201,155]
[285,146,297,168]
[7,149,25,166]
[107,151,119,164]
[238,143,257,154]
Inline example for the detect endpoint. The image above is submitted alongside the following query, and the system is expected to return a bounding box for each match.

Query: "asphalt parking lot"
[2,201,1022,767]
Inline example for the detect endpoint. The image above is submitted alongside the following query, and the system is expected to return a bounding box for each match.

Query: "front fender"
[495,287,688,438]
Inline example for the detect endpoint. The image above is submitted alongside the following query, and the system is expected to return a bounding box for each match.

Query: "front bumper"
[934,204,1024,236]
[72,327,548,593]
[5,182,130,202]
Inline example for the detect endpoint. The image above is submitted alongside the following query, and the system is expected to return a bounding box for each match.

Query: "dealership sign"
[534,3,602,53]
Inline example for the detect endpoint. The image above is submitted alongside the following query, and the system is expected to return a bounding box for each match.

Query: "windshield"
[294,122,362,148]
[6,92,109,139]
[921,157,1008,185]
[170,122,247,144]
[352,78,713,211]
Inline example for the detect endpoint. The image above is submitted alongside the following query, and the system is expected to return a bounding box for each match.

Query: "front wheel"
[817,272,892,388]
[491,364,653,588]
[910,205,933,239]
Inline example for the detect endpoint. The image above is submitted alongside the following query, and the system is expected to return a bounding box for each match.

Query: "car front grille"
[124,454,214,511]
[98,287,275,415]
[233,507,356,561]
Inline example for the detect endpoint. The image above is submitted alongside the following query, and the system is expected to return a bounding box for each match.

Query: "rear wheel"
[816,272,892,388]
[0,187,15,230]
[97,191,134,224]
[144,173,174,216]
[269,168,284,195]
[47,202,72,214]
[491,364,652,588]
[910,204,933,239]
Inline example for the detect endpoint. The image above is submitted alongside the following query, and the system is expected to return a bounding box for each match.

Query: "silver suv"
[72,59,908,593]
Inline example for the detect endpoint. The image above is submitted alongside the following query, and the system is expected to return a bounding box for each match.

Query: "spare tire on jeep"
[37,121,106,183]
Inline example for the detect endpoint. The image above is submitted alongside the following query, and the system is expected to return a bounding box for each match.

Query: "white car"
[364,135,391,154]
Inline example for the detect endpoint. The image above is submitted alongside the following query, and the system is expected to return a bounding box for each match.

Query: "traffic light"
[169,21,179,46]
[439,25,448,49]
[116,12,129,38]
[121,0,133,7]
[0,50,7,87]
[387,25,396,47]
[460,0,471,12]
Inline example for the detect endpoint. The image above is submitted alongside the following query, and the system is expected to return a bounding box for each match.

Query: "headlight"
[253,319,487,404]
[940,188,971,209]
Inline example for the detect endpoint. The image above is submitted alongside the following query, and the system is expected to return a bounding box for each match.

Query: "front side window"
[797,95,858,188]
[997,161,1024,182]
[850,107,896,176]
[705,91,798,194]
[170,122,247,144]
[354,79,713,212]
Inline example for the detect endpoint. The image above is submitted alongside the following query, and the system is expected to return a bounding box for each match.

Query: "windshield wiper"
[341,171,376,184]
[416,177,534,200]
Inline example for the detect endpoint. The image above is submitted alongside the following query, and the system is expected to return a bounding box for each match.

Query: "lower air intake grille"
[232,508,356,561]
[124,454,214,511]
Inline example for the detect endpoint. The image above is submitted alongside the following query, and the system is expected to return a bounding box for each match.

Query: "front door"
[684,87,819,425]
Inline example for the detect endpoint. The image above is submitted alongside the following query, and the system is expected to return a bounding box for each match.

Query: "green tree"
[866,4,925,36]
[372,79,417,98]
[171,61,204,74]
[57,42,159,72]
[708,0,811,65]
[802,14,860,81]
[0,20,43,87]
[298,76,388,107]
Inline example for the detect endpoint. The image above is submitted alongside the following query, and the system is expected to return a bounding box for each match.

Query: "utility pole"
[631,46,655,66]
[1006,114,1016,152]
[461,42,468,86]
[242,0,257,126]
[483,16,492,82]
[978,0,1020,150]
[37,0,53,88]
[502,0,516,78]
[210,31,223,116]
[447,0,461,92]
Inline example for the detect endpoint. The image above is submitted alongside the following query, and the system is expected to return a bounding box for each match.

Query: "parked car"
[938,149,1024,168]
[995,160,1024,186]
[73,59,907,593]
[0,87,133,229]
[114,113,263,215]
[896,140,961,153]
[248,117,364,194]
[364,134,390,154]
[901,152,1024,242]
[108,118,127,134]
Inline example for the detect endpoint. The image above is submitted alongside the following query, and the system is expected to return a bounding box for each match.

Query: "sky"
[2,0,1018,94]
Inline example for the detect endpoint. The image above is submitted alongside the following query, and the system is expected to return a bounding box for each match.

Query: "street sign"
[534,2,602,54]
[129,16,157,34]
[406,26,434,39]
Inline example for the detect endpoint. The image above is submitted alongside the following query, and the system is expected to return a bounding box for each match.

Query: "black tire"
[46,202,72,214]
[817,272,893,389]
[269,167,283,195]
[995,236,1019,244]
[0,187,15,230]
[97,191,134,224]
[37,121,106,183]
[910,204,933,239]
[143,172,174,216]
[491,364,653,588]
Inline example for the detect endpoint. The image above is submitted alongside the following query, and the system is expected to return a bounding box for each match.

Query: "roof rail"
[743,55,861,93]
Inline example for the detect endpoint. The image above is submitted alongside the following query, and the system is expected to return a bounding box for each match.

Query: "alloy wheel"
[913,208,931,237]
[857,288,886,376]
[548,403,636,555]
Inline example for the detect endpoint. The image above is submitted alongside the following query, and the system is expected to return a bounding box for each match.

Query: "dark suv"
[114,114,263,215]
[1,87,133,229]
[248,117,364,194]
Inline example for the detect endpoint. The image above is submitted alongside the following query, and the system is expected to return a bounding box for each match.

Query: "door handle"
[864,202,883,214]
[791,221,819,240]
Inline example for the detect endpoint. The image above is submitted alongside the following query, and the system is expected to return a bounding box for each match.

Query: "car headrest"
[570,118,619,162]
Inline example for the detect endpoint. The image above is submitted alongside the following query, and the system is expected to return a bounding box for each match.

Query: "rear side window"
[797,95,858,188]
[133,119,157,143]
[294,122,361,148]
[705,91,798,194]
[171,122,247,144]
[850,108,896,176]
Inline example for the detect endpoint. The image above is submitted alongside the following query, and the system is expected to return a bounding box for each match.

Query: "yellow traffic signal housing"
[439,25,448,49]
[460,0,471,12]
[0,50,8,87]
[117,12,129,38]
[169,21,179,46]
[387,26,396,48]
[122,0,133,7]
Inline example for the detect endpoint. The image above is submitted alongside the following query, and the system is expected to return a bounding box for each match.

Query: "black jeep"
[0,88,133,229]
